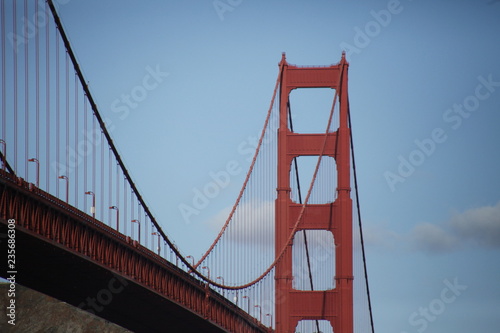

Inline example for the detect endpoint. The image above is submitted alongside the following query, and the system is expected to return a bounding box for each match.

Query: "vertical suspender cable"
[65,53,69,180]
[24,0,29,178]
[137,200,141,244]
[124,176,127,236]
[13,1,18,172]
[92,102,96,215]
[75,75,79,204]
[55,28,60,196]
[1,0,4,142]
[100,132,104,221]
[348,100,375,333]
[35,0,40,165]
[108,149,112,225]
[131,190,135,240]
[46,0,50,191]
[116,162,119,229]
[84,98,88,209]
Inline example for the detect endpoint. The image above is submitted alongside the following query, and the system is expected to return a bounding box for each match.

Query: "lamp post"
[173,243,179,266]
[254,305,262,322]
[186,255,195,274]
[28,158,39,187]
[109,206,119,232]
[234,290,239,306]
[58,175,69,203]
[85,191,95,218]
[216,276,225,297]
[242,295,250,313]
[201,266,210,280]
[152,232,160,255]
[266,313,273,328]
[131,219,140,242]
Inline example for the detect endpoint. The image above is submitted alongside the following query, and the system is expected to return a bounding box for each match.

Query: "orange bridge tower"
[275,53,353,333]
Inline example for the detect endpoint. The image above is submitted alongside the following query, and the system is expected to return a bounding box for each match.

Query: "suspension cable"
[46,0,351,293]
[47,0,291,288]
[193,61,285,270]
[0,151,14,175]
[348,98,375,333]
[202,58,347,290]
[45,0,204,282]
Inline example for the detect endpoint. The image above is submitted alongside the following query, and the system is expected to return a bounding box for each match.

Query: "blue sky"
[50,0,500,332]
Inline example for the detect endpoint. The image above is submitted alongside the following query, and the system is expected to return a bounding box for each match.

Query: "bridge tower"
[275,53,352,333]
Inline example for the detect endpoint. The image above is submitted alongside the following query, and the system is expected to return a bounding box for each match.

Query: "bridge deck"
[0,170,269,333]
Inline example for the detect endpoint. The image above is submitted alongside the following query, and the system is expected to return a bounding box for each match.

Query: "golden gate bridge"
[0,1,375,332]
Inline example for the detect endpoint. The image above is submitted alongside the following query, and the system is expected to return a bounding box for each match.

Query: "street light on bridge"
[216,276,225,297]
[85,191,95,218]
[131,219,140,243]
[109,206,119,232]
[151,232,160,255]
[266,313,273,328]
[254,304,262,322]
[172,243,179,266]
[186,255,195,274]
[233,290,239,306]
[28,158,39,187]
[242,295,250,314]
[58,175,69,203]
[201,266,210,280]
[186,255,195,267]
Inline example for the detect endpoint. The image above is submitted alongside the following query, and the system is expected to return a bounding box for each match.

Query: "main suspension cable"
[348,99,376,333]
[193,61,285,271]
[45,0,205,283]
[203,58,347,290]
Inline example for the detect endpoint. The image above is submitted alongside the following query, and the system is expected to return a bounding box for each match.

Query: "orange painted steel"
[0,170,269,333]
[275,53,352,333]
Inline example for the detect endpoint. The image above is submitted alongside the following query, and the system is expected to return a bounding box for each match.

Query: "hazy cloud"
[368,201,500,254]
[449,201,500,248]
[209,200,500,254]
[207,200,275,245]
[409,222,459,253]
[362,224,402,251]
